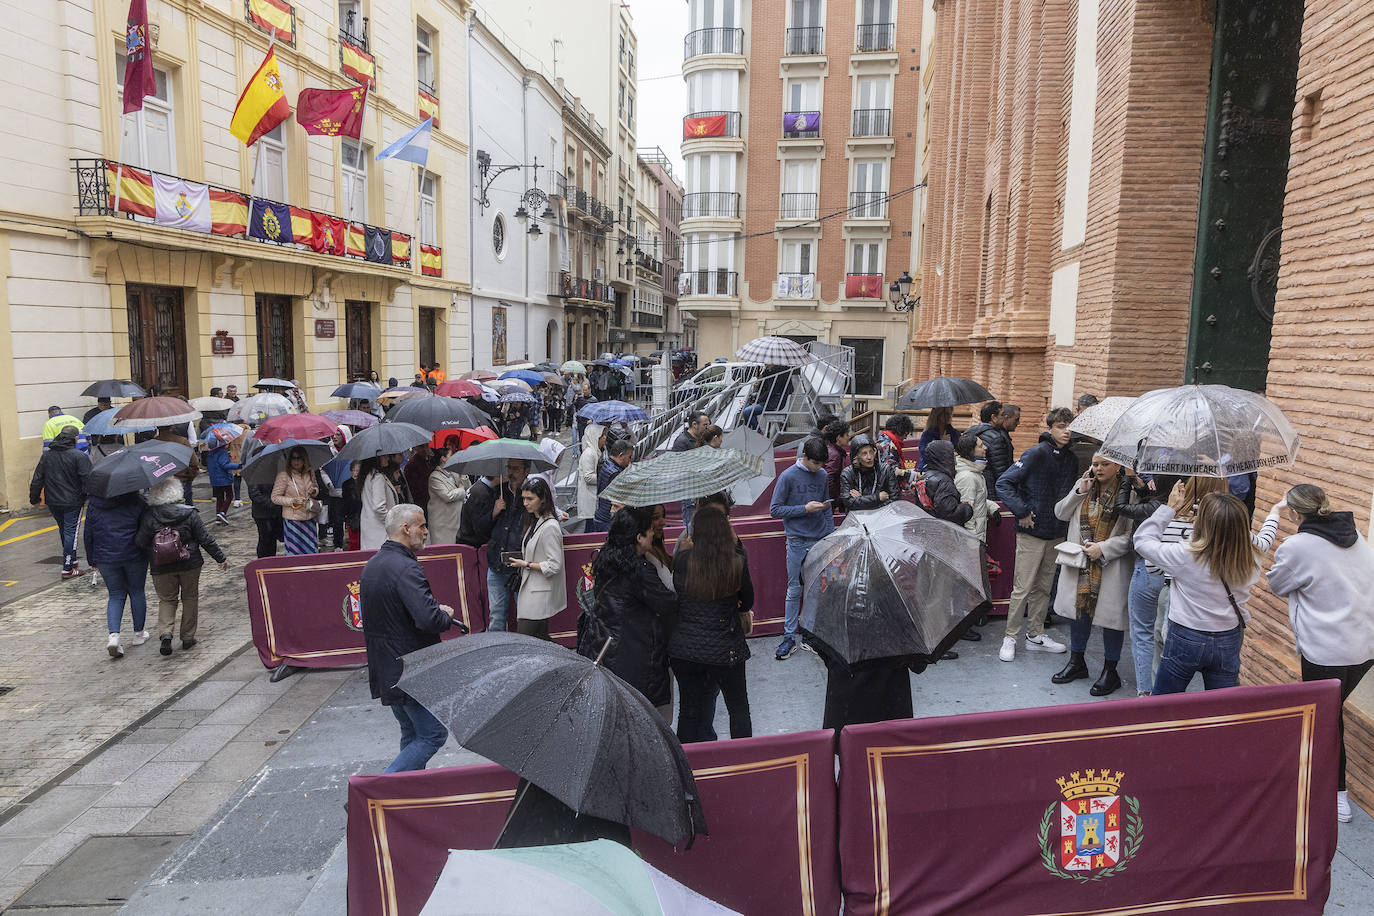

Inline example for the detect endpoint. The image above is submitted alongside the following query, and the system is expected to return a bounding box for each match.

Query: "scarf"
[1075,477,1122,618]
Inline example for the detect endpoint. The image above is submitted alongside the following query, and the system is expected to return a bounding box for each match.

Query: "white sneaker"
[1337,790,1352,823]
[232,499,243,508]
[999,636,1016,662]
[107,633,123,658]
[131,630,150,646]
[1025,633,1067,654]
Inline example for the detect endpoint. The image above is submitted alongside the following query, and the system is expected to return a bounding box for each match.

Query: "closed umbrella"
[189,396,235,412]
[435,379,487,398]
[577,400,648,424]
[239,438,335,486]
[254,377,293,389]
[111,396,201,429]
[227,392,294,425]
[320,408,379,429]
[894,377,995,410]
[443,437,555,477]
[331,381,383,399]
[1097,384,1299,477]
[253,412,341,443]
[734,336,812,367]
[600,448,766,507]
[335,421,431,462]
[398,633,706,847]
[801,501,989,666]
[82,407,154,438]
[560,360,587,375]
[80,379,147,399]
[84,441,193,497]
[501,369,546,386]
[1067,396,1137,442]
[388,395,491,432]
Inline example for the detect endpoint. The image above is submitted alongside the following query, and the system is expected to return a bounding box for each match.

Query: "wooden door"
[346,300,373,381]
[126,284,187,396]
[418,307,436,368]
[255,294,295,381]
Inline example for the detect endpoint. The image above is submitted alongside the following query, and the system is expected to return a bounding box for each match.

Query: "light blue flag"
[375,117,433,166]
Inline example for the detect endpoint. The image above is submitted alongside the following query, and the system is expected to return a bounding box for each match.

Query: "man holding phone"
[485,459,531,633]
[770,436,836,660]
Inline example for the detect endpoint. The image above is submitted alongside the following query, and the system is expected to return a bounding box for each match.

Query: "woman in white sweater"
[426,443,466,546]
[508,478,566,640]
[1134,486,1261,695]
[576,423,607,521]
[359,455,400,550]
[1266,484,1374,823]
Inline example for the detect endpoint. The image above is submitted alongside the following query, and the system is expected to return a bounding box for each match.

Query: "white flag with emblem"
[152,173,211,233]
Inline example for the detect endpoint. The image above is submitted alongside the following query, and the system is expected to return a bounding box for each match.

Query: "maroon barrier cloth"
[243,545,486,669]
[346,729,840,916]
[836,681,1340,916]
[986,500,1016,616]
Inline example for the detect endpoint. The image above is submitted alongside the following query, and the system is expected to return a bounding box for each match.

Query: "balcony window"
[851,108,891,137]
[342,139,367,221]
[416,23,435,94]
[253,123,287,201]
[682,192,740,219]
[851,159,887,217]
[856,0,895,51]
[684,28,745,59]
[339,1,367,52]
[851,241,883,274]
[419,172,437,246]
[116,55,175,174]
[779,192,818,220]
[680,268,738,297]
[683,111,742,139]
[786,0,823,53]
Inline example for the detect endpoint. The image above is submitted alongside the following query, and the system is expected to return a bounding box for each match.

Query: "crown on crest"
[582,562,593,577]
[347,580,361,597]
[1056,769,1124,801]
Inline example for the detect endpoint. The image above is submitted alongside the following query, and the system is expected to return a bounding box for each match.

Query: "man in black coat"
[967,403,1020,493]
[480,459,530,633]
[361,503,462,773]
[29,425,91,578]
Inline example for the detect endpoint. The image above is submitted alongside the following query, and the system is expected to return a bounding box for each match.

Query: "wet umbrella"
[377,386,428,402]
[500,389,536,404]
[460,369,500,382]
[398,633,706,847]
[334,421,430,462]
[85,441,193,497]
[541,373,567,387]
[82,407,154,438]
[492,377,533,392]
[560,360,587,375]
[254,377,293,390]
[443,437,555,477]
[534,361,561,372]
[435,379,487,398]
[81,379,147,399]
[1097,384,1300,477]
[239,438,335,486]
[253,412,340,443]
[111,396,201,429]
[1068,396,1137,442]
[331,381,383,400]
[506,361,537,371]
[227,393,294,425]
[388,394,491,432]
[801,501,989,667]
[420,840,738,915]
[577,400,648,424]
[734,336,812,367]
[320,408,378,429]
[200,422,243,446]
[431,425,498,451]
[189,396,235,412]
[501,369,546,386]
[600,448,766,507]
[721,426,776,507]
[894,377,995,410]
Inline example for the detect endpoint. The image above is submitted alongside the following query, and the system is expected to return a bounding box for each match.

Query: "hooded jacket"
[83,492,147,566]
[915,441,973,525]
[135,496,226,574]
[1267,510,1374,666]
[838,436,897,512]
[953,455,998,541]
[576,423,605,519]
[204,445,240,487]
[29,427,91,507]
[995,432,1079,540]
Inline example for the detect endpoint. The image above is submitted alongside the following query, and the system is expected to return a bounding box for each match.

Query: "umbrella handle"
[492,779,532,849]
[593,636,613,667]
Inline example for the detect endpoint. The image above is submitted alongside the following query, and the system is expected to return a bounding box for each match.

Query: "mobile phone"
[501,551,521,566]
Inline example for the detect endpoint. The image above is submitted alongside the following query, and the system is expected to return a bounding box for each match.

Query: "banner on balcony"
[248,199,293,244]
[417,88,439,128]
[346,222,367,258]
[844,274,882,299]
[683,114,728,139]
[678,272,694,295]
[365,225,393,264]
[391,231,411,265]
[152,174,211,233]
[420,244,442,277]
[783,111,820,134]
[340,42,375,86]
[308,212,347,255]
[246,0,295,45]
[777,274,814,299]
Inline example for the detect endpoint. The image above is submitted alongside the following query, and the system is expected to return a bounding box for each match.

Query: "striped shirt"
[1140,509,1280,576]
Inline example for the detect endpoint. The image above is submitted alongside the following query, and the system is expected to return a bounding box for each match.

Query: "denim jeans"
[1068,612,1124,661]
[784,535,820,636]
[100,560,148,634]
[487,566,518,633]
[741,404,765,431]
[1151,622,1243,695]
[181,479,194,506]
[1127,559,1167,692]
[48,505,82,570]
[384,700,449,773]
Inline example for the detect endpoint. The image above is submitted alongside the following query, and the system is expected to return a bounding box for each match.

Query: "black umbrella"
[85,441,192,497]
[398,633,706,847]
[239,438,335,486]
[81,379,147,399]
[387,394,490,432]
[895,376,995,410]
[334,421,430,462]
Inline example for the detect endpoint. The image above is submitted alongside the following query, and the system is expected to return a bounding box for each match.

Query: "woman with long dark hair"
[509,478,565,640]
[581,507,679,719]
[271,446,322,555]
[669,506,753,742]
[917,407,960,471]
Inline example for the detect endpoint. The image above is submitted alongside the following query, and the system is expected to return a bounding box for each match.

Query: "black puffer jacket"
[29,427,91,508]
[968,422,1014,493]
[668,547,754,667]
[135,502,226,574]
[915,441,973,525]
[838,461,898,512]
[996,433,1079,540]
[583,557,678,706]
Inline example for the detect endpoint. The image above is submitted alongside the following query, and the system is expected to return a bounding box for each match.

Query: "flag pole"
[349,77,372,228]
[243,28,277,234]
[111,116,126,218]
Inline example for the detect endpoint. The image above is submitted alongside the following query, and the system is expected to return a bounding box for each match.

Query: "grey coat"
[1052,486,1137,631]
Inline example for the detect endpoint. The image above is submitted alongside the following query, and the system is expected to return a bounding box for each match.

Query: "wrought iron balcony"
[779,192,818,220]
[783,111,820,139]
[553,270,615,305]
[682,110,742,140]
[684,27,745,59]
[785,26,824,55]
[682,191,741,219]
[633,311,665,329]
[634,251,664,277]
[848,191,888,219]
[852,108,892,138]
[679,269,739,298]
[777,273,816,298]
[418,78,435,96]
[340,10,369,53]
[564,183,614,226]
[855,22,895,52]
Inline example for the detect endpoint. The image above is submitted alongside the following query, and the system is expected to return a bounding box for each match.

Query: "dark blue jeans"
[49,505,81,570]
[1068,612,1124,661]
[385,700,449,773]
[1151,622,1243,695]
[101,560,149,633]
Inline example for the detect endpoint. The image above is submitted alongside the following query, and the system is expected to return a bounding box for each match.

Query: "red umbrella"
[253,413,340,443]
[459,369,499,382]
[435,379,487,398]
[431,426,499,451]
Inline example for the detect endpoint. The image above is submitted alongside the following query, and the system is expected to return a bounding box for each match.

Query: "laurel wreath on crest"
[1037,796,1143,883]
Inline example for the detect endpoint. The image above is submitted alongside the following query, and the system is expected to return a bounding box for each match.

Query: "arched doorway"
[545,319,559,363]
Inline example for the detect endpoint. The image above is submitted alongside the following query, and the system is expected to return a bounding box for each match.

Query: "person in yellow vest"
[43,406,84,442]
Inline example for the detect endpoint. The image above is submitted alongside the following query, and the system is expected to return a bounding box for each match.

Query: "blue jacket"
[83,493,147,566]
[594,458,627,527]
[770,462,835,540]
[996,433,1079,540]
[204,446,240,487]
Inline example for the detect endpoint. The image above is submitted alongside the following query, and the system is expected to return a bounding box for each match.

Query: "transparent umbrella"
[227,393,294,425]
[1096,384,1299,477]
[1067,396,1136,442]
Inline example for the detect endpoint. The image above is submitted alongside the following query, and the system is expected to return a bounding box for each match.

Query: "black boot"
[1090,661,1122,696]
[1051,652,1089,684]
[960,627,982,641]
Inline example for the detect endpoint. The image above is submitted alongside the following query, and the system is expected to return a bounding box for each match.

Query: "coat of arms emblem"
[341,580,362,631]
[1038,769,1143,882]
[174,193,194,219]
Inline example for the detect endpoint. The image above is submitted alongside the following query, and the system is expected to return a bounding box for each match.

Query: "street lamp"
[889,271,919,313]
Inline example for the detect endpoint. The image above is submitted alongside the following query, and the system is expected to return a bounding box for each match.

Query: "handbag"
[1054,542,1088,569]
[737,610,754,636]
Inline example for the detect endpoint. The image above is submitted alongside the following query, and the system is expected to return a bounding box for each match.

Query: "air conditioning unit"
[593,267,605,281]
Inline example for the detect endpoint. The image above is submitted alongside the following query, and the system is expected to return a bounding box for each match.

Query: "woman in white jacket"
[508,478,566,640]
[1266,484,1374,823]
[359,454,400,551]
[426,443,466,546]
[576,423,607,521]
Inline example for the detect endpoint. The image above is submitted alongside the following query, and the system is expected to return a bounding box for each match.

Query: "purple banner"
[784,111,821,133]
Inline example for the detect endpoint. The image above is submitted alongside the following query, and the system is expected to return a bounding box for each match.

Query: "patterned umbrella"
[577,400,648,424]
[1067,396,1137,442]
[321,409,379,429]
[560,360,587,375]
[894,377,995,410]
[111,396,201,429]
[80,379,147,399]
[600,448,766,507]
[331,381,383,399]
[227,393,294,425]
[435,379,487,398]
[734,336,812,367]
[84,441,194,498]
[499,389,536,404]
[253,412,341,443]
[200,422,243,446]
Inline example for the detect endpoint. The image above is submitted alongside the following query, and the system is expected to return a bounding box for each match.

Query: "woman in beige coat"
[426,443,466,545]
[271,447,322,555]
[576,423,607,521]
[508,478,565,640]
[1050,454,1137,696]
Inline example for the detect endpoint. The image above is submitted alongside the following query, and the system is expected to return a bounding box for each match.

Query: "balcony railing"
[635,251,664,276]
[633,311,665,329]
[683,110,742,140]
[779,192,818,220]
[682,191,741,219]
[563,183,615,226]
[777,273,816,298]
[848,190,888,218]
[679,269,739,297]
[553,270,615,305]
[783,111,820,139]
[785,26,824,55]
[340,10,369,53]
[684,27,745,59]
[856,22,896,52]
[852,108,892,137]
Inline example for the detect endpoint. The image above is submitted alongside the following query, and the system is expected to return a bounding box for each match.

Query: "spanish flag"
[417,88,439,128]
[230,48,291,146]
[345,222,367,258]
[845,273,883,299]
[340,41,375,86]
[391,231,411,265]
[246,0,294,45]
[420,244,442,277]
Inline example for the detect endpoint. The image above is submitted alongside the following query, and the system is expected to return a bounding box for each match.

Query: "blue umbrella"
[500,369,546,386]
[576,400,648,424]
[332,381,383,399]
[82,407,154,437]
